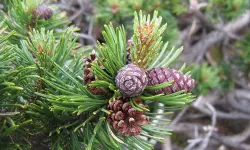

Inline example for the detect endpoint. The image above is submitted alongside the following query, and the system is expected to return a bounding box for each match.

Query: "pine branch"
[1,2,196,148]
[0,0,70,45]
[131,11,167,69]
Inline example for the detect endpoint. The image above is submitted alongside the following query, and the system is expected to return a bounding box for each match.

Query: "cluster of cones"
[83,40,195,136]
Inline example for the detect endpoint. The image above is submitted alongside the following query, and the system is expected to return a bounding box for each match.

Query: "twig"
[68,8,85,21]
[197,103,217,150]
[185,11,250,63]
[221,124,250,143]
[184,125,201,150]
[56,29,96,45]
[190,9,215,30]
[171,106,189,126]
[192,95,250,120]
[173,122,250,150]
[88,16,94,36]
[212,125,250,150]
[162,137,172,150]
[185,138,203,150]
[0,112,20,117]
[54,3,76,11]
[227,92,250,114]
[235,89,250,99]
[184,103,217,150]
[188,19,198,39]
[184,113,207,120]
[191,9,240,40]
[195,103,250,120]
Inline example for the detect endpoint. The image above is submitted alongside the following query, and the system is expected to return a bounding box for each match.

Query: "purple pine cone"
[147,68,195,94]
[126,39,133,64]
[34,6,53,20]
[116,64,148,97]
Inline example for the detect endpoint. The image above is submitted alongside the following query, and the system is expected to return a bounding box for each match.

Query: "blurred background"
[2,0,249,149]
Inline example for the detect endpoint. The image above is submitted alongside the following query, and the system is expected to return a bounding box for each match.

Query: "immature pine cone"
[83,51,105,95]
[34,6,53,20]
[126,39,133,64]
[116,64,148,97]
[147,68,195,94]
[108,97,149,136]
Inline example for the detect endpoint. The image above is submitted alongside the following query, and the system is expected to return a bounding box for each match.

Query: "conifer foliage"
[0,1,195,149]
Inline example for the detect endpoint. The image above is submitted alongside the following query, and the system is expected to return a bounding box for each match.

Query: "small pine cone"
[108,97,149,136]
[116,64,148,97]
[126,39,133,64]
[34,6,53,20]
[147,68,195,94]
[83,51,105,95]
[83,51,97,84]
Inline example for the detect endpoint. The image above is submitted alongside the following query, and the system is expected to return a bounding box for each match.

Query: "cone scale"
[108,97,149,136]
[83,51,105,95]
[147,68,195,94]
[116,64,148,97]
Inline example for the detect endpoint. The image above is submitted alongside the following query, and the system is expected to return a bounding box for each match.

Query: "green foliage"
[237,34,250,64]
[88,11,194,149]
[218,62,234,91]
[0,0,70,45]
[130,11,166,68]
[129,11,184,70]
[0,24,15,73]
[206,0,249,22]
[189,62,234,95]
[191,64,221,95]
[234,34,250,79]
[93,23,127,80]
[0,21,33,150]
[164,0,188,15]
[94,0,180,44]
[0,0,195,149]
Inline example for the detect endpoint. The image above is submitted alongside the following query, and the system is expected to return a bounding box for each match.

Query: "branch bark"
[184,11,250,63]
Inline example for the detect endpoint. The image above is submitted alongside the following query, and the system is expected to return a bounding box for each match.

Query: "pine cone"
[83,51,105,95]
[147,68,195,94]
[116,64,148,97]
[126,39,133,64]
[34,6,53,20]
[108,97,149,136]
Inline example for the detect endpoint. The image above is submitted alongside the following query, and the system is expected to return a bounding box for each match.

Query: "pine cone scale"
[116,64,148,97]
[147,68,195,94]
[108,97,149,136]
[83,51,105,95]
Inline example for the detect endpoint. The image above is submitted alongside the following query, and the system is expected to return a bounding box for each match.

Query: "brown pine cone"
[147,68,195,94]
[83,51,96,84]
[83,51,105,95]
[108,97,149,136]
